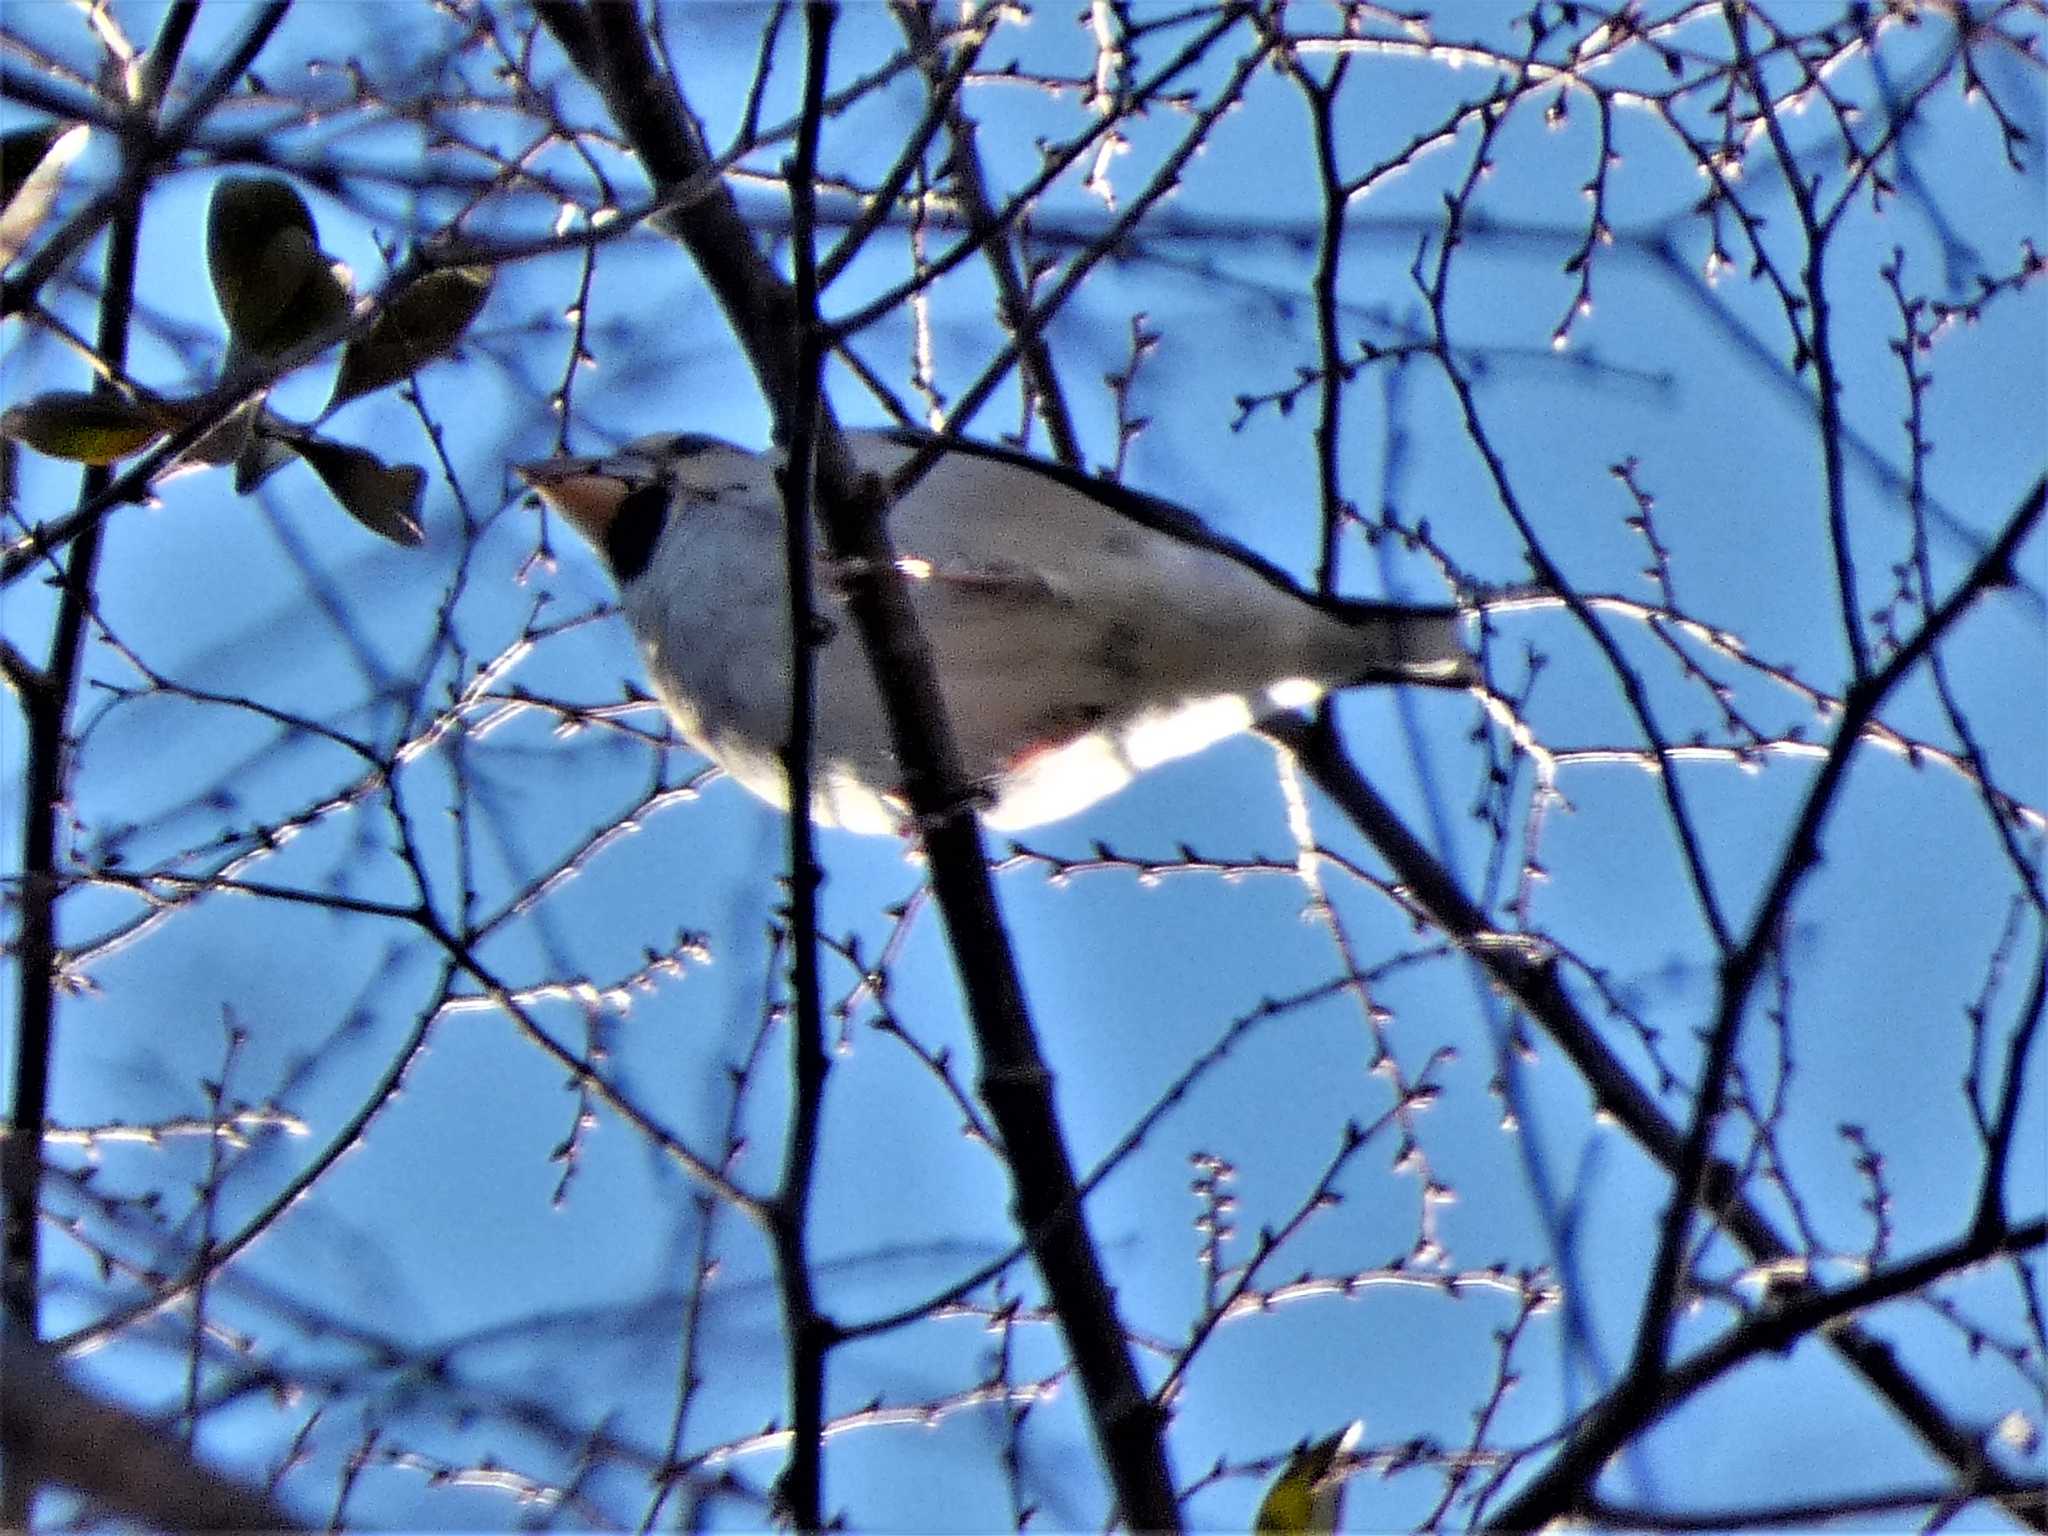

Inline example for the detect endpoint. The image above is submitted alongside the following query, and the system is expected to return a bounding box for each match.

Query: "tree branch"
[531,4,1178,1525]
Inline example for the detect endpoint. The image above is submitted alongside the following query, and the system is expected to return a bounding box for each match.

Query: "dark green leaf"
[295,437,426,546]
[207,175,352,359]
[326,265,494,413]
[231,427,299,495]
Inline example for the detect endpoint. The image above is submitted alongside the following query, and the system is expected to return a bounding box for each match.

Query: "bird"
[518,428,1477,834]
[1254,1422,1363,1534]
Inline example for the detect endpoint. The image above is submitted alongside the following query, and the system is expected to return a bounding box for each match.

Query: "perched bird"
[519,429,1476,834]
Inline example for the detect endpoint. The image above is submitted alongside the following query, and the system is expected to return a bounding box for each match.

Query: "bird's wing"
[853,427,1313,605]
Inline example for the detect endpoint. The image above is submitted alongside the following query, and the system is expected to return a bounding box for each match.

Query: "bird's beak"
[516,456,638,547]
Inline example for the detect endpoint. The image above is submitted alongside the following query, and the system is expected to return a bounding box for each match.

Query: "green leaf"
[1254,1424,1361,1536]
[208,176,316,336]
[325,265,493,414]
[293,436,426,547]
[207,176,352,359]
[0,390,166,465]
[231,427,299,495]
[255,240,350,360]
[1,122,88,268]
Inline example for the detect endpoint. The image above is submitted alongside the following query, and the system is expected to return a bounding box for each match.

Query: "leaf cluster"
[2,156,491,547]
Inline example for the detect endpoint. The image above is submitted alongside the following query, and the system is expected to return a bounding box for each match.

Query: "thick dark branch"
[1,1329,304,1533]
[4,11,204,1526]
[531,5,1178,1526]
[769,7,836,1529]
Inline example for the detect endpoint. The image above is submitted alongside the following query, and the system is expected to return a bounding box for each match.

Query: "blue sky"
[4,2,2044,1530]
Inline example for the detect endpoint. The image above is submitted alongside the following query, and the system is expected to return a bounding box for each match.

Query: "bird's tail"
[1319,600,1477,687]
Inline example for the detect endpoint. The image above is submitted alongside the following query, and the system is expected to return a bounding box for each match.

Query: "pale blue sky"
[5,2,2043,1530]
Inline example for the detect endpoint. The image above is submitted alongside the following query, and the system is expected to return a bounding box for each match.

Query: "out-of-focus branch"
[9,27,236,1531]
[529,4,1179,1527]
[0,1328,305,1533]
[3,11,196,1526]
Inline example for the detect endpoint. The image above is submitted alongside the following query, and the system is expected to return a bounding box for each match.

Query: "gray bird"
[519,429,1476,833]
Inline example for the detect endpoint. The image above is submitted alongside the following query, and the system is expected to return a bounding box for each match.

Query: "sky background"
[3,1,2044,1530]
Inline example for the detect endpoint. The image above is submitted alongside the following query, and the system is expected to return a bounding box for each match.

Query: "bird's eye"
[607,482,669,583]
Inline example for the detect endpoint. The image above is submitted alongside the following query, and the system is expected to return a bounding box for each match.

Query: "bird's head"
[516,433,751,582]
